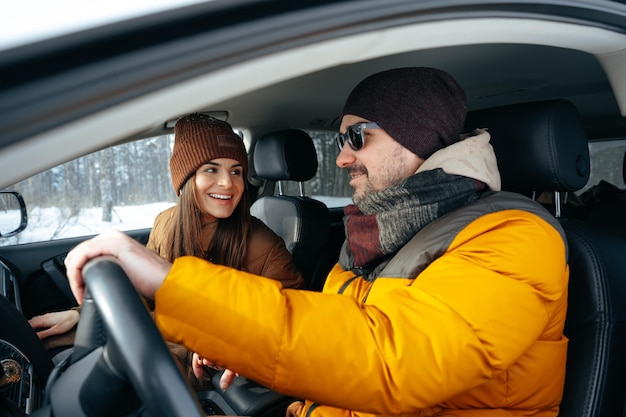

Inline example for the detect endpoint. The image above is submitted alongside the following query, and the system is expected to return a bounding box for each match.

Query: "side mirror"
[0,191,28,237]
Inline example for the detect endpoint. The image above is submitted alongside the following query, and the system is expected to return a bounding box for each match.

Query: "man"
[66,67,569,416]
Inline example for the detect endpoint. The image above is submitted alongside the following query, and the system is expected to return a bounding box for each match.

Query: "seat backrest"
[465,99,626,417]
[250,129,331,291]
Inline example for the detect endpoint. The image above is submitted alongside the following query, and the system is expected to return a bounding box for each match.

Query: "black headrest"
[465,100,590,193]
[253,129,318,181]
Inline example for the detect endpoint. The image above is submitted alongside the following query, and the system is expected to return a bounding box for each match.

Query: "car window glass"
[579,138,626,194]
[1,135,177,246]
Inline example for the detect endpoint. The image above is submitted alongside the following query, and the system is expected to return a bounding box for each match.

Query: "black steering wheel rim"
[60,256,203,417]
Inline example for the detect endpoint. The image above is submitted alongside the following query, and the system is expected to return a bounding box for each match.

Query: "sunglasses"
[335,122,380,151]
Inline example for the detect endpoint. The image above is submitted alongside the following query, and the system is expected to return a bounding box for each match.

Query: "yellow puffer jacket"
[154,192,568,417]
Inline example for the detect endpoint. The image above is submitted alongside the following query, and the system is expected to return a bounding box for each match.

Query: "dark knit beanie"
[342,67,467,159]
[170,113,248,195]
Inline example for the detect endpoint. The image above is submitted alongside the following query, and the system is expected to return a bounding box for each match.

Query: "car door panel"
[0,228,151,319]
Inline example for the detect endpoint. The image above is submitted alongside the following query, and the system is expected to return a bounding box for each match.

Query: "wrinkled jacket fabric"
[154,132,569,416]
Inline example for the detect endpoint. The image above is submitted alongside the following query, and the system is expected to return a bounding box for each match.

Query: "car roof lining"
[1,16,626,189]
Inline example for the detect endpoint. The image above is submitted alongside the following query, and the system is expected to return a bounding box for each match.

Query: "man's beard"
[352,181,376,206]
[347,165,370,206]
[350,168,406,206]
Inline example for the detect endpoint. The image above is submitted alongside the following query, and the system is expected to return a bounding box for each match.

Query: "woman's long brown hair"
[163,176,252,270]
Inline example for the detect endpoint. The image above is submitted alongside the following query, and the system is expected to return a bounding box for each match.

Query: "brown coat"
[147,206,304,389]
[146,206,304,288]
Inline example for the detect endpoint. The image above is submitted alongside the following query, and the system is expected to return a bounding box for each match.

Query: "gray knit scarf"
[343,168,487,271]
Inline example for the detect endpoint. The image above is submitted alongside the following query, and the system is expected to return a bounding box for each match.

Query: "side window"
[578,138,626,195]
[1,135,177,246]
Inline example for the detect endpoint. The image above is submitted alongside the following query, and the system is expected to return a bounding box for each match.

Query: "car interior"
[2,1,626,417]
[4,97,626,417]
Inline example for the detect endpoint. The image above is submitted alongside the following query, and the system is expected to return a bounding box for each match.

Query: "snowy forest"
[11,135,176,223]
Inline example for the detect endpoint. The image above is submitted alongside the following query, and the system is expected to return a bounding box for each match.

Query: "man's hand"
[28,309,80,339]
[64,229,172,303]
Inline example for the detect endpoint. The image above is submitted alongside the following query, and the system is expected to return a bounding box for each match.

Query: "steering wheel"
[42,256,204,417]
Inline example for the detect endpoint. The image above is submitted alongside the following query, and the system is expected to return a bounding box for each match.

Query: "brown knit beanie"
[342,67,467,159]
[170,113,248,194]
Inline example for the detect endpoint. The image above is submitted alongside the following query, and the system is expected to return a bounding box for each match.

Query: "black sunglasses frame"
[335,122,380,151]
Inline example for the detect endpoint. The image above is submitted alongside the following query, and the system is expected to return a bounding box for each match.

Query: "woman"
[150,113,303,287]
[30,113,304,390]
[150,113,304,389]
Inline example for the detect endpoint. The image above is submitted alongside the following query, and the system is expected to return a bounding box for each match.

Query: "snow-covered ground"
[0,202,175,246]
[0,196,351,247]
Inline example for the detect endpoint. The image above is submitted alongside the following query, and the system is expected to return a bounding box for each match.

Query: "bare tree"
[100,147,114,222]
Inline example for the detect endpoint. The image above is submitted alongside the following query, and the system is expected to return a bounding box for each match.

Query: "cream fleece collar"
[416,129,501,191]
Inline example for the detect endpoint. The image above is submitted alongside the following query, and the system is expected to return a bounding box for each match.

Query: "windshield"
[1,0,209,51]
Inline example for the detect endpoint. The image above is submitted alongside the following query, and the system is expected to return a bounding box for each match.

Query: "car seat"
[250,129,332,291]
[465,99,626,417]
